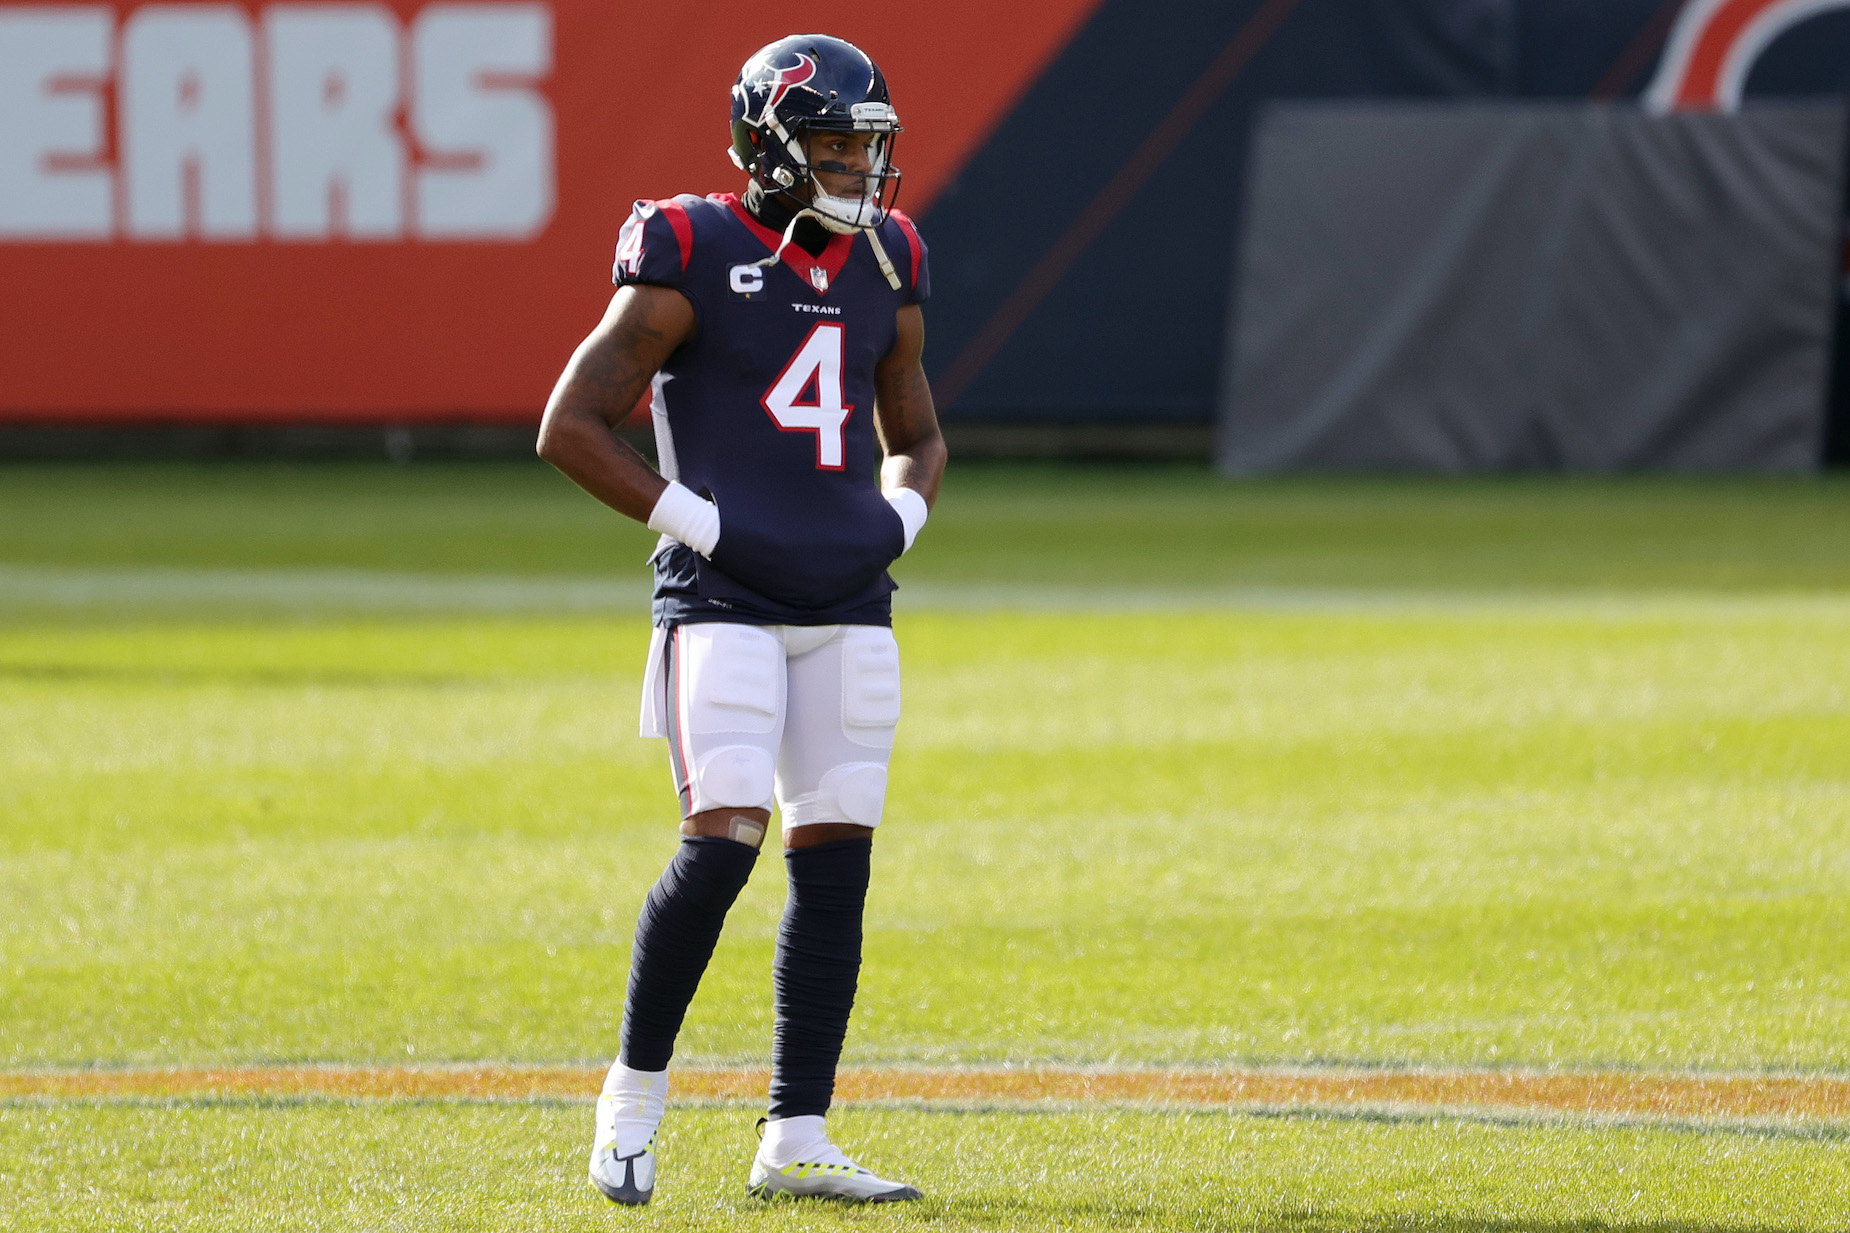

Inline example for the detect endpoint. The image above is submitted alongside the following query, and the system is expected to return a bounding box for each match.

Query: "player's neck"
[743,183,833,259]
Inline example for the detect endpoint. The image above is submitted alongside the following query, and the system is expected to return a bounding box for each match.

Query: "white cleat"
[589,1139,656,1206]
[589,1064,666,1206]
[748,1141,922,1203]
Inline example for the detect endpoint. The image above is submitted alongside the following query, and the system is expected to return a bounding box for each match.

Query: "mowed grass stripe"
[8,1066,1849,1123]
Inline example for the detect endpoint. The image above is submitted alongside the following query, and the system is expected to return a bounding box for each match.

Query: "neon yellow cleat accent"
[589,1135,655,1206]
[747,1149,921,1202]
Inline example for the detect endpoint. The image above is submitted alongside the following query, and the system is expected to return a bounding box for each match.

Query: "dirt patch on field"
[6,1066,1848,1124]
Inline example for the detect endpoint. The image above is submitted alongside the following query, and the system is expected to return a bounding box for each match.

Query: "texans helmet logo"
[757,53,818,118]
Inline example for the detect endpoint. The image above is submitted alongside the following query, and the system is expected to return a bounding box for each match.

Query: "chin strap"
[747,198,904,291]
[864,226,902,291]
[745,207,814,272]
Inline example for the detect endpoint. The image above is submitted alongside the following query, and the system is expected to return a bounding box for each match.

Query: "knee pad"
[692,744,776,812]
[788,761,887,829]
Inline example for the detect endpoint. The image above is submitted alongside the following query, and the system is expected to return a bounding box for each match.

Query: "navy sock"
[618,836,759,1071]
[768,837,872,1119]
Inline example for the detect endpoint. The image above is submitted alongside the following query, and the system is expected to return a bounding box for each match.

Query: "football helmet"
[730,34,902,234]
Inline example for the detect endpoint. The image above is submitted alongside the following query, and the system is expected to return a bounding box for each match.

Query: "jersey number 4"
[614,219,645,276]
[762,324,852,470]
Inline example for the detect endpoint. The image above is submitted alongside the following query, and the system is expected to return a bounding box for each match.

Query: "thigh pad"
[680,624,781,736]
[839,625,901,750]
[671,624,784,816]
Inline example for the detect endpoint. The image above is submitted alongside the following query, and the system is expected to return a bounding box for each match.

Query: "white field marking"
[5,1064,1849,1130]
[0,566,650,613]
[895,583,1850,620]
[8,1061,1847,1082]
[0,565,1847,620]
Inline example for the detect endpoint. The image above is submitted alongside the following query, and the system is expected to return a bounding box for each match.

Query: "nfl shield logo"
[808,266,829,294]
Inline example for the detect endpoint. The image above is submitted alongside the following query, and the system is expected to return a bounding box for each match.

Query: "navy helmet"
[729,34,902,232]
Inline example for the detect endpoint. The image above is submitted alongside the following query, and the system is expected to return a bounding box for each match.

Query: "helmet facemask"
[731,105,903,234]
[797,126,900,233]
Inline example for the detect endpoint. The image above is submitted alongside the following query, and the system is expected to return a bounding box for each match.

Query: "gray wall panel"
[1217,104,1845,472]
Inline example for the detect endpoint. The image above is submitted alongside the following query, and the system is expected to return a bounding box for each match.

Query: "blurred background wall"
[1218,102,1844,472]
[3,0,1849,466]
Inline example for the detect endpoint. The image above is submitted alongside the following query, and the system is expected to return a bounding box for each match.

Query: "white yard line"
[0,566,650,613]
[5,1064,1849,1128]
[2,564,1848,618]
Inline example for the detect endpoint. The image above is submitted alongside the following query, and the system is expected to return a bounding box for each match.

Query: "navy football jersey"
[613,192,930,628]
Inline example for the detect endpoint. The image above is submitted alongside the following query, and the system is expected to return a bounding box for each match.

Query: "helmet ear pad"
[731,115,807,195]
[729,118,763,177]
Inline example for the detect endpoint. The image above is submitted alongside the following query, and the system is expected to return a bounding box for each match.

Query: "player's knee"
[693,744,775,811]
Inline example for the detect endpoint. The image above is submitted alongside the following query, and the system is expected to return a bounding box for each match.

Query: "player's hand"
[646,482,721,557]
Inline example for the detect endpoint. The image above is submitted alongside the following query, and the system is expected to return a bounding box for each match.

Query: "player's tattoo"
[536,283,696,523]
[572,337,647,414]
[615,319,665,347]
[872,304,945,504]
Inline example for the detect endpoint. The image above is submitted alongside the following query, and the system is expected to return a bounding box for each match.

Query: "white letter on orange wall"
[0,7,113,238]
[121,4,258,238]
[411,3,553,240]
[266,4,405,239]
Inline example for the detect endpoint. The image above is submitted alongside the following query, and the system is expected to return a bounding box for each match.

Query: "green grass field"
[3,463,1849,1230]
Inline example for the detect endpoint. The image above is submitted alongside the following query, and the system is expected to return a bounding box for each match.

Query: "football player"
[536,34,945,1205]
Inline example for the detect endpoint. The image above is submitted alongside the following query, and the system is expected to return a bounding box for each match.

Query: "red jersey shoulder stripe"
[652,199,694,272]
[889,209,923,292]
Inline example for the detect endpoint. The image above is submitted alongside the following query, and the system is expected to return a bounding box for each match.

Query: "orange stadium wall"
[0,0,1100,422]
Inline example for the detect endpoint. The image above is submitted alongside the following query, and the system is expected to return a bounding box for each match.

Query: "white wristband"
[647,481,720,557]
[885,487,929,553]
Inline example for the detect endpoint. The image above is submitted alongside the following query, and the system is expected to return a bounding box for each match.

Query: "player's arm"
[873,303,947,550]
[536,285,712,545]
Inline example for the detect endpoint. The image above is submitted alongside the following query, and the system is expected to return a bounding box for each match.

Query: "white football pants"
[639,623,901,830]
